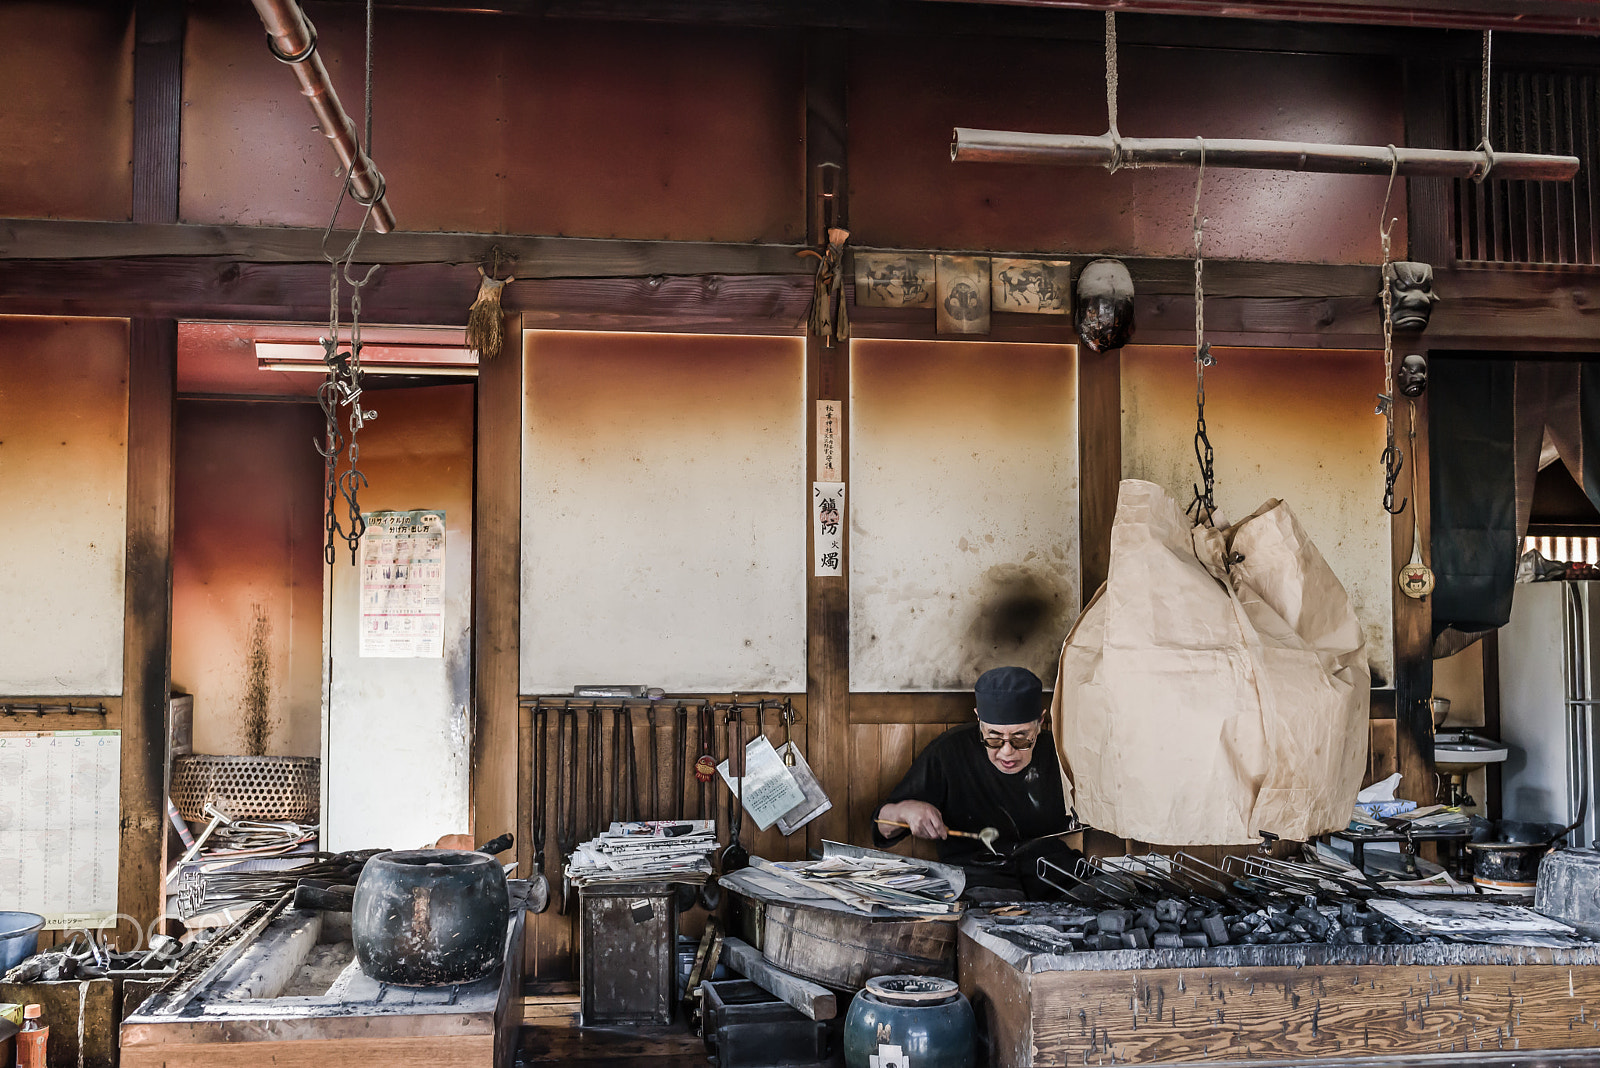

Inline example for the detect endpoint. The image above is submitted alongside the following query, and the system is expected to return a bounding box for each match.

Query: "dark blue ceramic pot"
[843,975,976,1068]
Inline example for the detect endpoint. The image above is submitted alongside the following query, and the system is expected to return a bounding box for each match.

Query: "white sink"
[1434,731,1510,773]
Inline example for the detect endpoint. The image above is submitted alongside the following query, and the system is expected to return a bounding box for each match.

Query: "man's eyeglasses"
[980,731,1040,750]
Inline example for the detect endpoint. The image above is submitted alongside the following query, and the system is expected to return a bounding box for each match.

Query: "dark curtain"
[1430,357,1600,653]
[1430,358,1517,637]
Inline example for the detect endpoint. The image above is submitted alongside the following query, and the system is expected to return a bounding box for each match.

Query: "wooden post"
[120,318,176,940]
[805,30,851,851]
[1077,346,1122,596]
[1391,364,1436,805]
[118,0,184,940]
[473,312,522,851]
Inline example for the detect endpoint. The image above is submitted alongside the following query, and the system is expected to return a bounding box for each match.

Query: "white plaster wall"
[521,332,807,694]
[1121,346,1395,685]
[0,317,128,695]
[323,386,474,852]
[851,340,1079,691]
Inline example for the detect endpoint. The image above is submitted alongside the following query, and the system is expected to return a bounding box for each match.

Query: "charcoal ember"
[1096,932,1123,951]
[1254,923,1273,937]
[1158,922,1181,935]
[1153,932,1184,949]
[1082,920,1099,936]
[1346,925,1369,945]
[1121,929,1151,950]
[1288,924,1309,937]
[1266,910,1292,931]
[1097,910,1131,935]
[1228,922,1254,938]
[1181,932,1209,948]
[1155,898,1187,923]
[1135,908,1158,932]
[1201,914,1230,946]
[1361,924,1387,945]
[1268,931,1299,945]
[1185,907,1208,924]
[1240,933,1266,945]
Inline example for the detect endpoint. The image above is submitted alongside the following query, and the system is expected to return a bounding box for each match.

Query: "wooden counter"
[960,912,1600,1067]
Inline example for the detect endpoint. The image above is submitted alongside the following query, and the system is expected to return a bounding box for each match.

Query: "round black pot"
[352,849,510,986]
[1466,841,1548,891]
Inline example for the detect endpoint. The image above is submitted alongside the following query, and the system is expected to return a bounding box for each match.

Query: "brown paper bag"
[1051,480,1369,845]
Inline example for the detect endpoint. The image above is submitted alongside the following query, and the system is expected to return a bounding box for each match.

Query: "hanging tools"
[780,698,796,766]
[557,702,579,914]
[673,703,688,820]
[647,706,660,822]
[721,707,750,873]
[609,706,624,825]
[528,703,550,913]
[587,704,604,837]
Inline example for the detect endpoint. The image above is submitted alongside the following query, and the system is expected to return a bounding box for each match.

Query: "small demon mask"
[1075,259,1135,353]
[1387,261,1440,332]
[1398,353,1429,397]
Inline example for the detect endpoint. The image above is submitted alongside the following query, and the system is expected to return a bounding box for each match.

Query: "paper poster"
[813,482,845,577]
[0,730,121,928]
[718,735,807,832]
[359,510,446,658]
[854,252,935,309]
[936,255,991,335]
[992,258,1072,314]
[817,400,842,482]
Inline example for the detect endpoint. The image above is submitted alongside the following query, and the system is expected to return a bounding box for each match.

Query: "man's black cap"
[974,666,1043,725]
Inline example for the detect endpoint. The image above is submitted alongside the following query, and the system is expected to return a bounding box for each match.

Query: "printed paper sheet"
[359,509,446,658]
[0,730,121,928]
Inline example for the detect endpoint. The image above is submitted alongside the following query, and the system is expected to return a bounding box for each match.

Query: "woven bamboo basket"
[171,754,320,822]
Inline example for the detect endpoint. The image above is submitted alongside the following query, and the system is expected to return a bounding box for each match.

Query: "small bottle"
[16,1003,47,1068]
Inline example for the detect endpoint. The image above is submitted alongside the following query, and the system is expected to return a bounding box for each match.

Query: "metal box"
[701,979,837,1068]
[578,882,678,1026]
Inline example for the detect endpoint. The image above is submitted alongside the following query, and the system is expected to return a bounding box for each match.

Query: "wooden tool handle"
[875,818,978,840]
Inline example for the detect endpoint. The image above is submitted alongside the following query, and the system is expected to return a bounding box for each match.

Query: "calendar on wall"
[0,730,120,929]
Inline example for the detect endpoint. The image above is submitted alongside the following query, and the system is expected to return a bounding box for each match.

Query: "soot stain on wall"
[241,602,276,756]
[959,564,1075,683]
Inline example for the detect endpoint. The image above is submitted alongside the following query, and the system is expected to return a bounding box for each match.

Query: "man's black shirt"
[870,722,1070,867]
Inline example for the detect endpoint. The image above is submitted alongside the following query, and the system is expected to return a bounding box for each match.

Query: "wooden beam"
[132,0,183,225]
[719,937,836,1020]
[804,28,851,853]
[315,0,1600,47]
[472,313,522,859]
[1077,344,1122,597]
[120,318,177,942]
[1391,366,1436,806]
[0,219,811,276]
[850,692,975,725]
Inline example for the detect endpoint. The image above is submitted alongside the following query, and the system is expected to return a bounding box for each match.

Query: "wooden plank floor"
[518,991,710,1068]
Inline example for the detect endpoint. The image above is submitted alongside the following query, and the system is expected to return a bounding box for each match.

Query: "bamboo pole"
[952,128,1580,183]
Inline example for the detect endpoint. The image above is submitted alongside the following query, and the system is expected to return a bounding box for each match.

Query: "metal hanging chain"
[1474,30,1496,183]
[1104,11,1124,172]
[315,0,382,565]
[1377,146,1407,516]
[1187,139,1217,526]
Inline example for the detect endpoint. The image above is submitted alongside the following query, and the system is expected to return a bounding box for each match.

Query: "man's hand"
[876,800,948,840]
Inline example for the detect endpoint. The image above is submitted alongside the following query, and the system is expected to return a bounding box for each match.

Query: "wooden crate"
[961,915,1600,1067]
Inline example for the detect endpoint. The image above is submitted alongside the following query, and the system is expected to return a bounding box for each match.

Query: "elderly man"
[871,666,1079,897]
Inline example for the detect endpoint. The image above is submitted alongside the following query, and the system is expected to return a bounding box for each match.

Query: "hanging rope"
[1377,146,1407,516]
[1187,139,1217,526]
[315,0,383,566]
[1473,30,1496,183]
[1104,11,1124,173]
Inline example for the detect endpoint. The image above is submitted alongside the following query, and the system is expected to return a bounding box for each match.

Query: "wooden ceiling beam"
[318,0,1600,40]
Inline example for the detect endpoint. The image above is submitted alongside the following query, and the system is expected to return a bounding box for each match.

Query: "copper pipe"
[953,128,1581,183]
[249,0,397,233]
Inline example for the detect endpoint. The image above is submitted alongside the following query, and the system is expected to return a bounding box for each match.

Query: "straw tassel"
[800,227,850,348]
[466,266,513,360]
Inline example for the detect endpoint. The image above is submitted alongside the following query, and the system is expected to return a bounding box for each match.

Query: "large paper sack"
[1052,480,1369,845]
